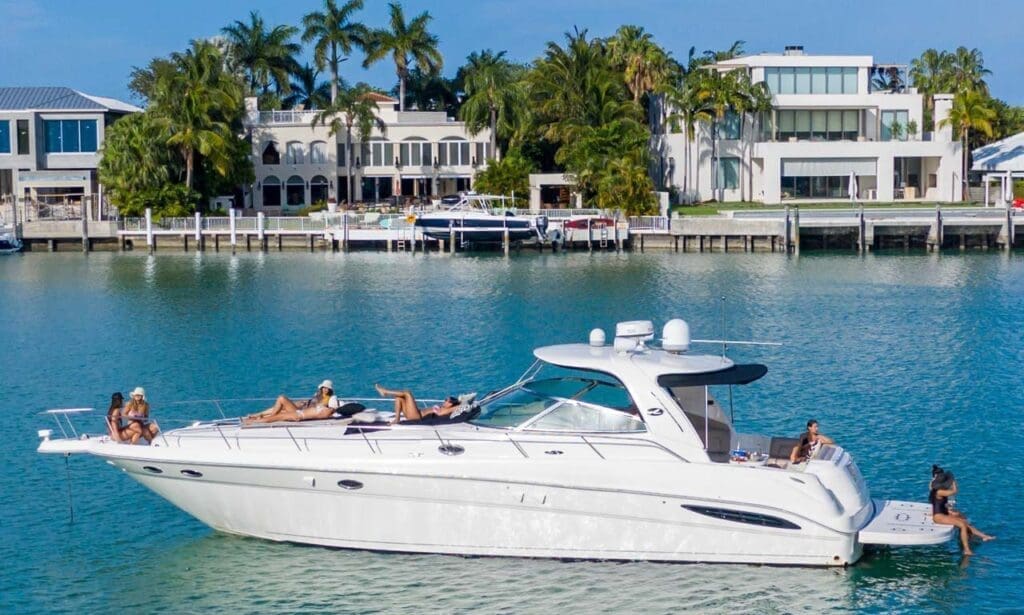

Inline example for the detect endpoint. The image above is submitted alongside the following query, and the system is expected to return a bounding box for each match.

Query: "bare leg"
[377,385,422,423]
[145,420,160,442]
[934,513,974,554]
[108,419,122,442]
[245,396,298,424]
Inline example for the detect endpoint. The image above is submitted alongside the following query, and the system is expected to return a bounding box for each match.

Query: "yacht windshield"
[471,376,644,432]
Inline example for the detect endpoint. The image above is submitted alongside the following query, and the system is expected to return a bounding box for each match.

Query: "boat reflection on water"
[95,534,970,613]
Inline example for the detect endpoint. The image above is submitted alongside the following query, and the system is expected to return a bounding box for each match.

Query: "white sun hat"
[131,387,146,398]
[319,380,334,390]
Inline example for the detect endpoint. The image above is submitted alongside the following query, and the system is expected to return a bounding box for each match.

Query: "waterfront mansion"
[651,47,964,204]
[242,93,493,212]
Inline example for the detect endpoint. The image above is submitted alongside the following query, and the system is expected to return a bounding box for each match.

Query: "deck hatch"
[682,504,800,530]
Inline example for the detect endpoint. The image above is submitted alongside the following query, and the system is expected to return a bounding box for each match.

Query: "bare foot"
[375,384,387,397]
[980,534,996,542]
[963,548,974,556]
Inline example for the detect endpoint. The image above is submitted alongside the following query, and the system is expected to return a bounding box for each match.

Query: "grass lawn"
[672,201,983,216]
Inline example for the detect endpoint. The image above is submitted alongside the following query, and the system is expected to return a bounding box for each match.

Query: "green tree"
[940,89,996,201]
[595,156,656,214]
[312,85,386,204]
[98,112,181,216]
[949,46,990,95]
[221,11,301,98]
[697,68,749,201]
[605,25,672,103]
[362,2,443,112]
[152,40,246,192]
[662,47,713,201]
[283,63,333,110]
[301,0,368,105]
[472,150,534,200]
[402,66,460,114]
[459,49,525,159]
[909,48,953,130]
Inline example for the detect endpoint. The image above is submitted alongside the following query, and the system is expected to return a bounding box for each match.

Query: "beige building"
[243,94,494,213]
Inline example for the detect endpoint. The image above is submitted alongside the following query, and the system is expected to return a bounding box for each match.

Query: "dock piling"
[145,208,154,253]
[81,199,90,253]
[229,208,237,254]
[257,212,265,251]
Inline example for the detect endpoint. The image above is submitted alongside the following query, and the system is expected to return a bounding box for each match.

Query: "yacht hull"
[111,456,863,566]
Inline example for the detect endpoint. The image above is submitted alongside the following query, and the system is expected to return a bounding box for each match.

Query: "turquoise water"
[1,251,1021,614]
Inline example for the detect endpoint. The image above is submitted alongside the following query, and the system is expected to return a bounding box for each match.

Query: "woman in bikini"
[123,387,160,444]
[106,392,127,442]
[929,465,994,555]
[375,384,459,425]
[244,380,340,424]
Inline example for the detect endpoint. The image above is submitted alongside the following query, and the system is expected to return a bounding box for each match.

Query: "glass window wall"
[764,67,860,95]
[880,110,910,141]
[43,119,98,153]
[775,110,860,141]
[717,157,739,190]
[0,121,9,154]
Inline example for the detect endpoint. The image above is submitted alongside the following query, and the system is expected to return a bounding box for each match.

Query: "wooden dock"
[6,204,1020,254]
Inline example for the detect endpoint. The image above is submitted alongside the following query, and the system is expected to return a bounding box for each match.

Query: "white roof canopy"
[972,131,1024,172]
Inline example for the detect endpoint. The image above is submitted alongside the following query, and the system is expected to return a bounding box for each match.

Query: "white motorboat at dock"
[37,318,953,566]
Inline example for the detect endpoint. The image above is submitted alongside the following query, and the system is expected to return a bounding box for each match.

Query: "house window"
[776,110,859,141]
[440,139,469,165]
[262,143,280,165]
[0,121,9,154]
[262,175,281,206]
[286,175,305,206]
[285,141,304,164]
[717,157,739,190]
[881,110,910,141]
[17,120,29,155]
[718,110,741,140]
[43,119,98,153]
[310,141,327,164]
[336,143,346,167]
[310,175,329,204]
[765,67,858,95]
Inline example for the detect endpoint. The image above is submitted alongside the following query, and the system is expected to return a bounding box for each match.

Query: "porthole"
[180,469,203,478]
[142,466,163,474]
[438,444,465,456]
[337,479,363,490]
[544,450,564,455]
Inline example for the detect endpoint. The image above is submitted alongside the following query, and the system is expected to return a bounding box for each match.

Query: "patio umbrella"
[848,172,858,202]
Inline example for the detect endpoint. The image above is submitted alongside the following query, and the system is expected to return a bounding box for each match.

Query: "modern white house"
[651,47,964,204]
[0,87,140,202]
[242,94,493,213]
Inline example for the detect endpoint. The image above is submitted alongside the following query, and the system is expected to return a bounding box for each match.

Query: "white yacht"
[412,194,547,244]
[37,319,952,566]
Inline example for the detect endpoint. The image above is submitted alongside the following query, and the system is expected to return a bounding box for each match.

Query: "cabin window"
[526,401,646,433]
[681,505,801,530]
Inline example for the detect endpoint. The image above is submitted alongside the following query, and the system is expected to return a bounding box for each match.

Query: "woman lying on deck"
[244,380,340,424]
[375,384,460,425]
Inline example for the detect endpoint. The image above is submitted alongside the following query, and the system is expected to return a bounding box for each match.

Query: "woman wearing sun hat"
[244,380,340,424]
[123,387,160,444]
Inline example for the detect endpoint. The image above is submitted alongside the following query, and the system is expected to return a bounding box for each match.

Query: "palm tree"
[221,11,301,97]
[949,46,991,94]
[698,68,748,201]
[362,2,443,112]
[909,49,953,130]
[152,41,243,191]
[459,50,524,160]
[302,0,368,105]
[703,40,745,62]
[664,80,708,202]
[940,89,995,201]
[312,85,386,205]
[744,80,773,201]
[605,25,672,103]
[403,66,460,114]
[283,64,333,110]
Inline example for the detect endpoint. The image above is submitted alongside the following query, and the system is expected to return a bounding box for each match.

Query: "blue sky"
[2,0,1022,105]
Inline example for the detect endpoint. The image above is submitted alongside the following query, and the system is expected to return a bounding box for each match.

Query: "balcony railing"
[257,110,320,125]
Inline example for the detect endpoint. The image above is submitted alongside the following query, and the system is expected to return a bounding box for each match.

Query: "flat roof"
[716,54,874,69]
